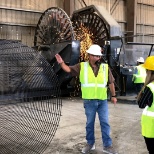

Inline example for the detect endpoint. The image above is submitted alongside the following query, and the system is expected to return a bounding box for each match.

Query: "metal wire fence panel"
[0,39,62,154]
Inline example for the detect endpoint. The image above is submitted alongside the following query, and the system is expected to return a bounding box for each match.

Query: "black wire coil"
[0,40,62,154]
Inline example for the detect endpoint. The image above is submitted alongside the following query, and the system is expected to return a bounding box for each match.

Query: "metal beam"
[127,42,154,56]
[110,0,121,15]
[0,6,42,13]
[126,0,137,42]
[63,0,74,17]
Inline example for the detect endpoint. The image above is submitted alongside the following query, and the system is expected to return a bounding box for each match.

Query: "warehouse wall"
[0,0,154,48]
[137,0,154,43]
[0,0,63,47]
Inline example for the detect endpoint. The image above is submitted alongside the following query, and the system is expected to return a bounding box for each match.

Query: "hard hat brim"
[86,50,103,56]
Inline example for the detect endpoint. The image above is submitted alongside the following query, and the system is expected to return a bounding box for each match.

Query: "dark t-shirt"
[69,62,115,84]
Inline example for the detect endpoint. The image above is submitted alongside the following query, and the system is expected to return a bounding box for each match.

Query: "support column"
[63,0,74,17]
[126,0,137,42]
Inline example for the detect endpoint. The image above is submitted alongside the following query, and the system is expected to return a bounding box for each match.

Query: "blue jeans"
[83,99,112,147]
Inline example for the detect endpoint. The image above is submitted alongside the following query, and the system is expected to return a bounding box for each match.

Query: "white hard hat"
[86,44,102,56]
[137,57,144,63]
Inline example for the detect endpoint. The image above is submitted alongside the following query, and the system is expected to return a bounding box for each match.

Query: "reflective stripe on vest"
[141,82,154,138]
[81,62,107,88]
[142,106,154,117]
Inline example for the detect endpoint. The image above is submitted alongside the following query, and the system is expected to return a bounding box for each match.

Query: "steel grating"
[0,40,62,154]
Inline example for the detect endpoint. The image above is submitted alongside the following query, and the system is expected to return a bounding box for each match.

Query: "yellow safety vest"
[79,62,108,100]
[133,64,146,83]
[141,82,154,138]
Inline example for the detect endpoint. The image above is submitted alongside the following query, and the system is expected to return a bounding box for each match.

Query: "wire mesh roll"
[0,40,62,154]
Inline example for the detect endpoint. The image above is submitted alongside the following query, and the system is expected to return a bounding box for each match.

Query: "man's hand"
[109,82,117,105]
[55,54,71,73]
[55,54,64,64]
[111,97,117,105]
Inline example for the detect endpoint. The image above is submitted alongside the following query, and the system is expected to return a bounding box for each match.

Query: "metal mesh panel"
[0,40,62,154]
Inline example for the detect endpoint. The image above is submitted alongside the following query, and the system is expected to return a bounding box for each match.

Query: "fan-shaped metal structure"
[0,40,62,154]
[71,5,109,61]
[72,8,109,44]
[34,7,75,47]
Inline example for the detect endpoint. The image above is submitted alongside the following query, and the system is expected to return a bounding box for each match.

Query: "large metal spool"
[71,5,110,61]
[34,7,80,96]
[0,40,62,154]
[34,7,75,47]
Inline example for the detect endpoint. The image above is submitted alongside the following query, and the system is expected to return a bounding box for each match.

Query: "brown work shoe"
[103,146,118,154]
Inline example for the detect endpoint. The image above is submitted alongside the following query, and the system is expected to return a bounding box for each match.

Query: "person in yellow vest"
[55,44,118,154]
[132,57,146,94]
[137,56,154,154]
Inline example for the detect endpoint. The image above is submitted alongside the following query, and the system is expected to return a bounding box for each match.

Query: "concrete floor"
[43,97,148,154]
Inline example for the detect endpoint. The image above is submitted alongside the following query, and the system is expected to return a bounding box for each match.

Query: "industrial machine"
[119,42,154,95]
[34,5,122,96]
[34,7,80,95]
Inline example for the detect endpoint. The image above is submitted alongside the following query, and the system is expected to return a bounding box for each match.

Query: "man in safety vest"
[132,57,146,94]
[55,44,118,154]
[137,56,154,154]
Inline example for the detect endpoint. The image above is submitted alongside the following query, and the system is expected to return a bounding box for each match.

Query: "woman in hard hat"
[137,56,154,154]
